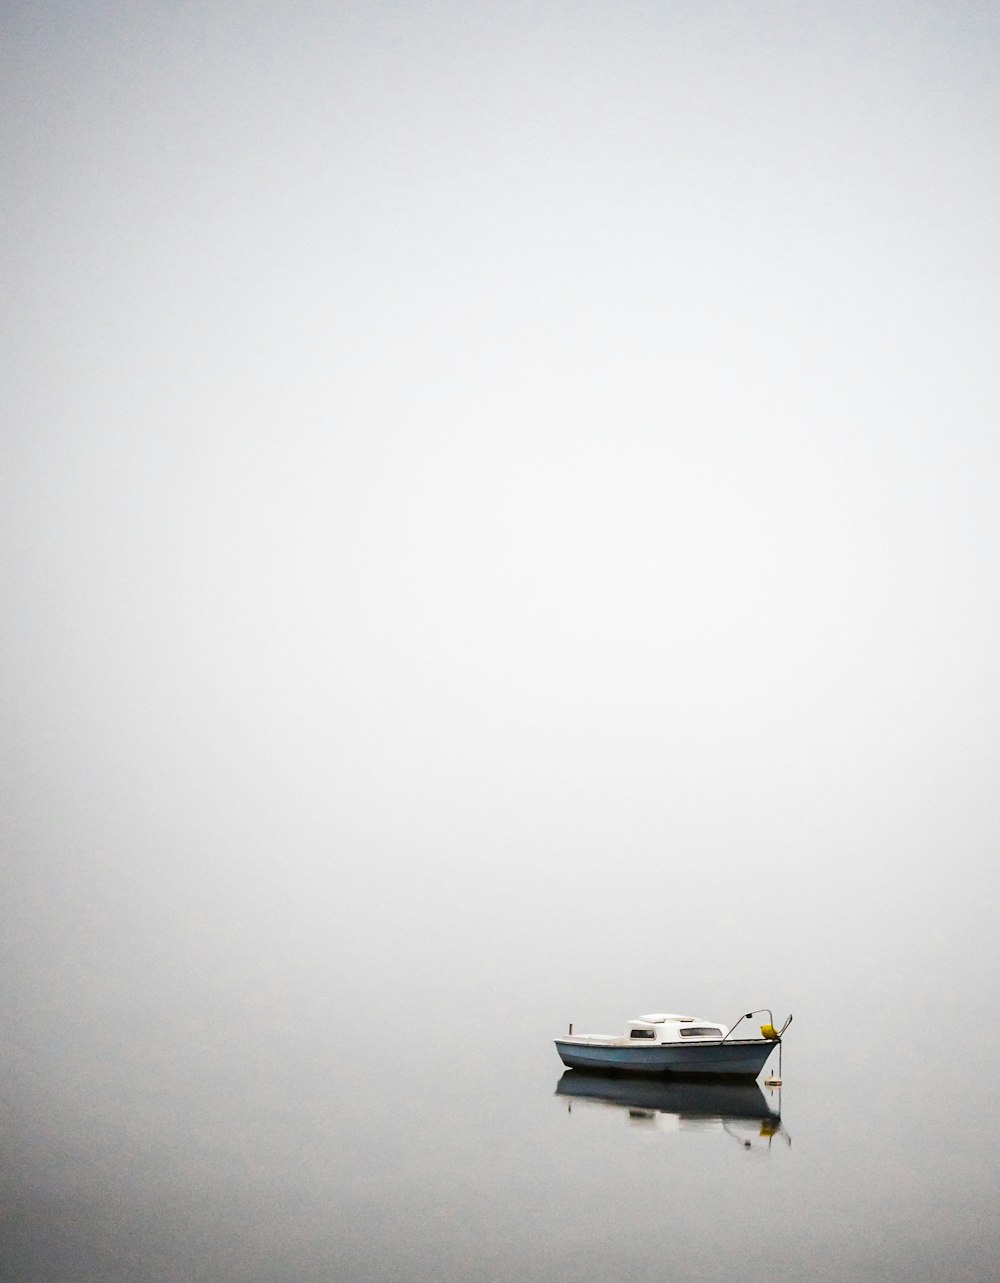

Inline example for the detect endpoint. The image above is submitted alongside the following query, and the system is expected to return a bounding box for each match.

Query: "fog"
[4,0,1000,1080]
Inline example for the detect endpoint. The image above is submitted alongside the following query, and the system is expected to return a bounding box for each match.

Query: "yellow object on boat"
[760,1023,779,1040]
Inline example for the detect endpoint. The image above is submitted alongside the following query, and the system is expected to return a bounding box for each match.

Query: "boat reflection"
[555,1071,789,1151]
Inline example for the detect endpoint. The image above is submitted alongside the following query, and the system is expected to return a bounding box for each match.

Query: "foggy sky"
[3,1,1000,1049]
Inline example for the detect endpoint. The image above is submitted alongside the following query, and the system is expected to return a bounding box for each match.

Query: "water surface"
[4,995,998,1281]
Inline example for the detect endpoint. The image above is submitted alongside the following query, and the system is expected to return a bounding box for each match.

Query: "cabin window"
[629,1028,656,1039]
[679,1026,721,1038]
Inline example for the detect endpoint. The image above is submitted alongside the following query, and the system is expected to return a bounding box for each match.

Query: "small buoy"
[764,1075,782,1087]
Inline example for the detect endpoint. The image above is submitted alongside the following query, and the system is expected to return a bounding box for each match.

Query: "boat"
[553,1008,791,1079]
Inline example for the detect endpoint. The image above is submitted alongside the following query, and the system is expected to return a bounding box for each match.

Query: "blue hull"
[554,1038,777,1078]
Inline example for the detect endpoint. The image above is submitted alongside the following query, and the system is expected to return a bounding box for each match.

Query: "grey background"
[3,0,998,1159]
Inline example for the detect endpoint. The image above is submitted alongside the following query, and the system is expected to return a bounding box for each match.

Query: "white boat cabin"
[624,1013,728,1043]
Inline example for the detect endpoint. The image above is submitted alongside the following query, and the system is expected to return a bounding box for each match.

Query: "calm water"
[4,997,999,1282]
